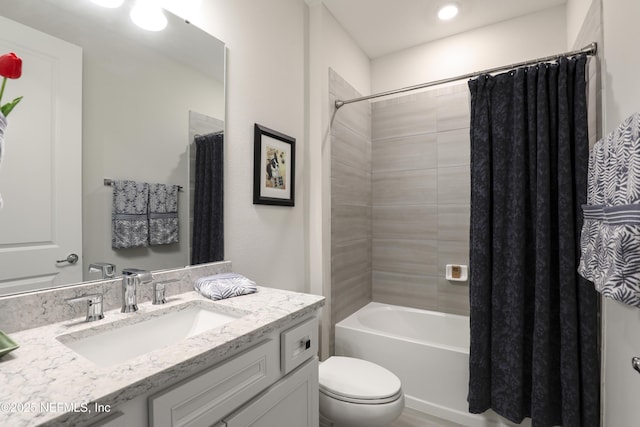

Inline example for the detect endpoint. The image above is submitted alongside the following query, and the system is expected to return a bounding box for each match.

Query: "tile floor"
[389,407,464,427]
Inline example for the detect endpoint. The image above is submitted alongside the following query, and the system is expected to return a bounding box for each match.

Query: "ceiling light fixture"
[91,0,125,8]
[438,4,459,21]
[130,0,168,31]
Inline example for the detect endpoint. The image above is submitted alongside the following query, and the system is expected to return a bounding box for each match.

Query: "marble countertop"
[0,287,324,426]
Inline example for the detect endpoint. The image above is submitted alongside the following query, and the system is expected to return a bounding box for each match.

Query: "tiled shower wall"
[329,69,472,354]
[329,69,372,353]
[371,84,471,316]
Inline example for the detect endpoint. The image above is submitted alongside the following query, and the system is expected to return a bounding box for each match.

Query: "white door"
[603,299,640,425]
[0,16,82,295]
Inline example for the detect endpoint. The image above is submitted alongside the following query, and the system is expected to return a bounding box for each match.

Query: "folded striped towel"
[194,273,258,301]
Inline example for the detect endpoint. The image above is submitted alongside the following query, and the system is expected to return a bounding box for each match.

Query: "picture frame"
[253,123,296,206]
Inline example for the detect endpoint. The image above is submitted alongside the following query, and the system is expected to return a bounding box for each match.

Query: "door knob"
[632,357,640,374]
[56,253,79,265]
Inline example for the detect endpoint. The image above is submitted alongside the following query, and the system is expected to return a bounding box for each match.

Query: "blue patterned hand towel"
[149,183,179,245]
[194,273,258,301]
[112,180,149,249]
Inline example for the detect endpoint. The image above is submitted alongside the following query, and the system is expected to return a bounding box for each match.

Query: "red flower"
[0,52,23,117]
[0,53,22,79]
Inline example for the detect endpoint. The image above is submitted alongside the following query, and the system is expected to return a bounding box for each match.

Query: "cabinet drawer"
[281,318,318,375]
[149,339,279,427]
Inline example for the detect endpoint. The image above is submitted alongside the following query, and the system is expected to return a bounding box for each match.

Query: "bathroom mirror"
[0,0,225,295]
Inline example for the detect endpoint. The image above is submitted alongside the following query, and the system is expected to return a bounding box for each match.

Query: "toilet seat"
[319,356,402,404]
[319,387,402,405]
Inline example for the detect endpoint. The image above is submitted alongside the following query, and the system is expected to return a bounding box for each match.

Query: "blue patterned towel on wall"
[112,180,149,249]
[149,183,179,245]
[194,273,258,301]
[578,112,640,308]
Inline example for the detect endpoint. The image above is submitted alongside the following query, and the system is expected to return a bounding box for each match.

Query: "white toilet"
[319,356,405,427]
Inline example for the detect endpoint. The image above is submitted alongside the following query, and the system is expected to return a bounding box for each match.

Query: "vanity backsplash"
[0,261,232,334]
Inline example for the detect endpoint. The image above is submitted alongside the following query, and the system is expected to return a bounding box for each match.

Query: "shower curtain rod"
[334,42,597,109]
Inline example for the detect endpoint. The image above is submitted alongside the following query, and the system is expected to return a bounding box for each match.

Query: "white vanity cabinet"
[0,269,325,427]
[147,316,319,427]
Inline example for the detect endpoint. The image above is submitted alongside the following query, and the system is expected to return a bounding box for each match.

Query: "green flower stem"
[0,77,6,106]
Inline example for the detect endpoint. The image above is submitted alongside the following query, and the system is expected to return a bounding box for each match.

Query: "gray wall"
[329,69,373,353]
[371,84,471,316]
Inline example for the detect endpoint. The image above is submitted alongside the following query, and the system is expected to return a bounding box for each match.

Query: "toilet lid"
[319,357,402,401]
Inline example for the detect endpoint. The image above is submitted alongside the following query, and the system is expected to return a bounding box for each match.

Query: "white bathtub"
[335,302,530,427]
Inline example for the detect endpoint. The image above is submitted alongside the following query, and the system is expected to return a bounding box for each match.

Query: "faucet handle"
[153,279,179,305]
[66,293,104,322]
[88,262,116,279]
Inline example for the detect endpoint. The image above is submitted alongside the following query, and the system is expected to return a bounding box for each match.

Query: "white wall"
[371,5,566,93]
[179,0,309,292]
[600,0,640,424]
[566,0,594,48]
[172,0,370,353]
[315,5,371,97]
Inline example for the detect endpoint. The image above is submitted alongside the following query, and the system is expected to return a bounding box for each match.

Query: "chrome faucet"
[121,268,153,313]
[88,262,116,279]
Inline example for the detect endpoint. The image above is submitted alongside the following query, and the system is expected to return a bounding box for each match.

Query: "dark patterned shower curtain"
[467,55,600,427]
[192,132,224,265]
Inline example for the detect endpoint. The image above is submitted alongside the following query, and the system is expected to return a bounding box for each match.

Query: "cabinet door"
[224,357,318,427]
[149,339,279,427]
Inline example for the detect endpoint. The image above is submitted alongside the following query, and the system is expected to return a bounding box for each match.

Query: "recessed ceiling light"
[438,4,459,21]
[91,0,125,8]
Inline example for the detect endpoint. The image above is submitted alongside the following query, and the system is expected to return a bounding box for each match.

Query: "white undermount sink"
[57,302,244,367]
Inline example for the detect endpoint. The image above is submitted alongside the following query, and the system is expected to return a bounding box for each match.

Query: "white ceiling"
[0,0,225,82]
[321,0,567,59]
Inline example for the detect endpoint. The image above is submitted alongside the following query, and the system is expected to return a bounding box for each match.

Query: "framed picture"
[253,123,296,206]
